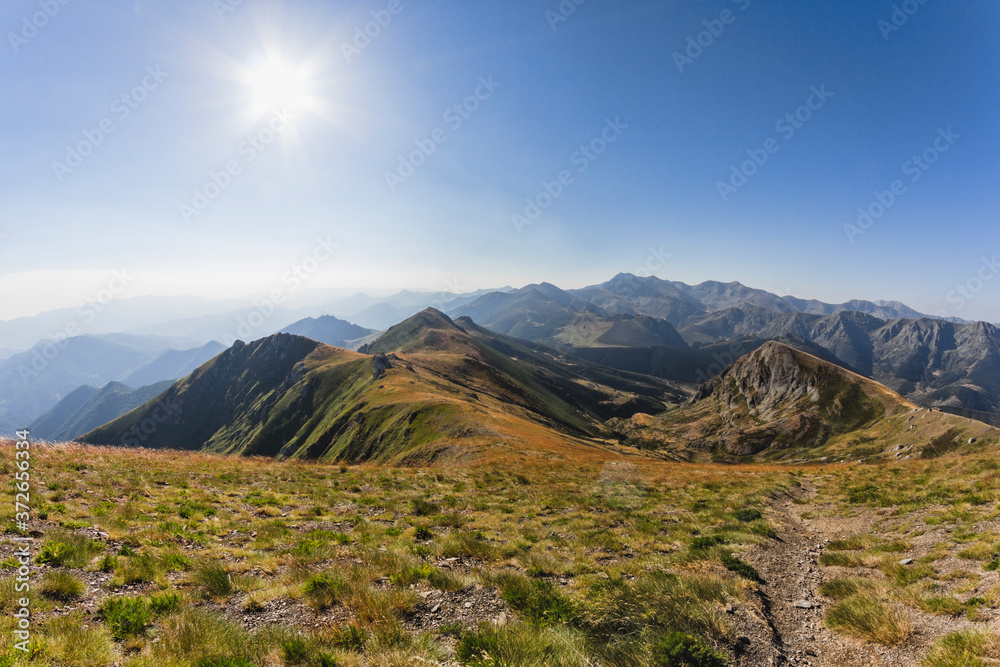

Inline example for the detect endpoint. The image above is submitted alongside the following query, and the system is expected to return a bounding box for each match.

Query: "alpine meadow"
[1,2,998,666]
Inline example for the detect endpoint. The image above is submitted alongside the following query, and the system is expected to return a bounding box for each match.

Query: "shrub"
[100,596,151,639]
[280,637,310,665]
[149,591,182,615]
[494,574,576,627]
[414,526,434,541]
[35,532,102,568]
[652,632,726,667]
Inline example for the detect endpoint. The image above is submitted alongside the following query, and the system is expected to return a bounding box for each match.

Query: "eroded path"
[739,481,933,666]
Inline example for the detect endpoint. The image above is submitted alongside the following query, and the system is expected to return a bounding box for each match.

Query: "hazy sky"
[1,0,997,322]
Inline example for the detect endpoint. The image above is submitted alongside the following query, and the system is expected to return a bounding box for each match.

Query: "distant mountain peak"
[359,308,467,355]
[614,339,1000,462]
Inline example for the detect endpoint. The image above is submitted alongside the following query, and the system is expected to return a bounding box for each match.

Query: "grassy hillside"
[5,441,1000,665]
[80,315,685,465]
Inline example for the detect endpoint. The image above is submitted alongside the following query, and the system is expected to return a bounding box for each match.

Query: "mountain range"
[29,380,173,442]
[81,310,685,463]
[79,309,1000,468]
[451,274,1000,414]
[279,315,376,349]
[0,336,223,432]
[4,273,1000,443]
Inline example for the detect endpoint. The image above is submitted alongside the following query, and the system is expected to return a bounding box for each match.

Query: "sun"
[248,58,309,114]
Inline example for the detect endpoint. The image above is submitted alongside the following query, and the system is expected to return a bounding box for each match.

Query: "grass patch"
[923,629,1000,666]
[35,614,116,667]
[824,595,911,645]
[819,552,864,567]
[733,508,763,522]
[193,562,233,599]
[38,570,85,601]
[818,577,869,600]
[34,531,102,568]
[456,623,593,667]
[720,553,762,583]
[490,573,576,627]
[303,572,350,611]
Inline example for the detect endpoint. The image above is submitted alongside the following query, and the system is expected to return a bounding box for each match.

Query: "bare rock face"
[718,342,821,420]
[372,352,393,380]
[706,341,882,456]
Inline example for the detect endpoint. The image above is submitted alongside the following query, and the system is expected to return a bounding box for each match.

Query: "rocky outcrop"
[698,342,891,456]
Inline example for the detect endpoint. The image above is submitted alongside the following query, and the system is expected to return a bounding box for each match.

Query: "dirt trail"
[737,481,928,666]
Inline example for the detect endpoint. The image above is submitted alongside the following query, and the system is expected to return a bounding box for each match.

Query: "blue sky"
[1,0,997,322]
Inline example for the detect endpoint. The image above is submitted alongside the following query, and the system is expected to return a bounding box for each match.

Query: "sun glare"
[248,58,309,114]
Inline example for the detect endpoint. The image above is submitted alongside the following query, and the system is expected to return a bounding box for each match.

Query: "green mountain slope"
[81,313,686,464]
[30,380,173,442]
